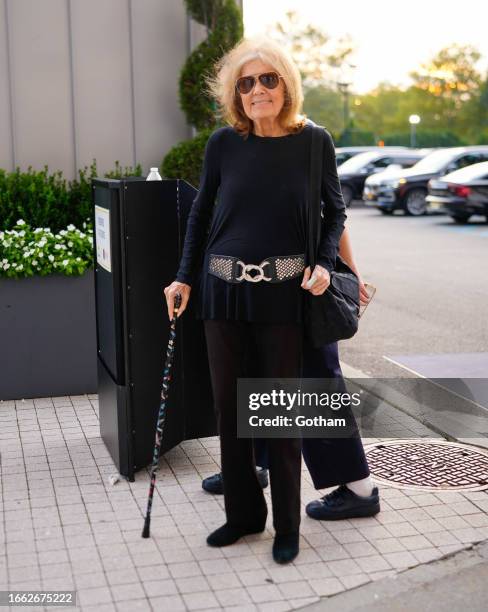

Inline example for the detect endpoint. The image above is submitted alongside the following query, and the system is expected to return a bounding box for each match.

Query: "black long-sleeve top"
[176,119,347,323]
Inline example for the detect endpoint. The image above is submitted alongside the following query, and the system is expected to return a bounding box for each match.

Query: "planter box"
[0,270,97,400]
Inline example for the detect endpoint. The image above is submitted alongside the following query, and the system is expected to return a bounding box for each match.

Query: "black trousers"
[204,319,303,534]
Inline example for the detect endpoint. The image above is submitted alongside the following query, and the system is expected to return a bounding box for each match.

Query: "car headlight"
[381,180,399,189]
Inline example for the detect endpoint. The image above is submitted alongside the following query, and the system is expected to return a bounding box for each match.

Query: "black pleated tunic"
[175,119,347,323]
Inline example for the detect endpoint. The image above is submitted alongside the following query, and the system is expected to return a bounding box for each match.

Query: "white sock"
[345,476,374,497]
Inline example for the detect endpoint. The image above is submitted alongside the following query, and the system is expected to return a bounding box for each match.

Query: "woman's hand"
[301,265,330,296]
[359,278,370,306]
[163,281,191,320]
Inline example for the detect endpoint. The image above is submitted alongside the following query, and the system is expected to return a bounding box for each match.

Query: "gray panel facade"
[0,0,243,180]
[5,0,75,176]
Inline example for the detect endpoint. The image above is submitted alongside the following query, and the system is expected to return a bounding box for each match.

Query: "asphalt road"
[339,203,488,377]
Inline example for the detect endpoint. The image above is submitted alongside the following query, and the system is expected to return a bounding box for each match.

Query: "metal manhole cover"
[364,439,488,491]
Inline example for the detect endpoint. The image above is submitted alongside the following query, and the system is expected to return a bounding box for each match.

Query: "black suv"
[338,149,423,206]
[364,146,488,216]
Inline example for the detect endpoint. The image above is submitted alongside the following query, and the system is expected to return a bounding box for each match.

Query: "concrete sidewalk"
[1,392,487,612]
[302,540,488,612]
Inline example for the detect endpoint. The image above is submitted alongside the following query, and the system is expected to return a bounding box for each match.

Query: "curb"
[300,539,488,612]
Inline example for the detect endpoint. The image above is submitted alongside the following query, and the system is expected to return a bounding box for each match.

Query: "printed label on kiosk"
[95,205,112,272]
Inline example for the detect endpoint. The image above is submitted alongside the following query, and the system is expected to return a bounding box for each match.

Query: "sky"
[242,0,488,94]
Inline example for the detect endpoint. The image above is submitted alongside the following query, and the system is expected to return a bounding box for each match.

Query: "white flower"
[38,252,44,258]
[59,230,67,236]
[17,264,23,270]
[3,263,10,269]
[76,257,81,262]
[62,259,69,266]
[1,259,7,264]
[67,224,75,231]
[16,219,25,226]
[23,252,30,258]
[54,244,61,250]
[79,232,85,238]
[68,241,73,247]
[18,230,26,237]
[48,254,54,262]
[32,260,37,265]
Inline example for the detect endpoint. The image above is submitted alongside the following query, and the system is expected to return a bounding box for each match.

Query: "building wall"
[0,0,241,180]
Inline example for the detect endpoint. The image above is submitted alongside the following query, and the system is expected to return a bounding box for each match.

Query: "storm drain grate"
[364,439,488,491]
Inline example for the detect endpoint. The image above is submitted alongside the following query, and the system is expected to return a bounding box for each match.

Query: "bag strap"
[307,124,323,270]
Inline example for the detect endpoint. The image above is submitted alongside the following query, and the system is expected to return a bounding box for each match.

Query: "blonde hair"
[205,36,307,138]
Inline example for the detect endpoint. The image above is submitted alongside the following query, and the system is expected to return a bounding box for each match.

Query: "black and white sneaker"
[306,484,380,520]
[202,468,269,495]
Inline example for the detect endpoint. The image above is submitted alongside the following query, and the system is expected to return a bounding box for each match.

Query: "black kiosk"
[92,178,215,481]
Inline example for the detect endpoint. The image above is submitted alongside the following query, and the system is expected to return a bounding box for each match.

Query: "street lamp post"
[337,81,351,145]
[409,114,421,148]
[336,62,356,146]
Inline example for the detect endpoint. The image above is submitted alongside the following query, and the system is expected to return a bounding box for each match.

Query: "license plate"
[429,201,443,210]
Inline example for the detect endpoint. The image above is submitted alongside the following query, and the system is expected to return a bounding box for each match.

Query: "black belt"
[208,253,306,284]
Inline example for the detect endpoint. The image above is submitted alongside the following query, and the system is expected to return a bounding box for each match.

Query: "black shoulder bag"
[304,124,360,348]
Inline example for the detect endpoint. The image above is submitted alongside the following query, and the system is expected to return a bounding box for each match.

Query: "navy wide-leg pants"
[253,341,370,489]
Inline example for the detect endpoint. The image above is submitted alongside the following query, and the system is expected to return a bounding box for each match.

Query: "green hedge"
[0,160,143,233]
[161,127,214,187]
[0,160,143,278]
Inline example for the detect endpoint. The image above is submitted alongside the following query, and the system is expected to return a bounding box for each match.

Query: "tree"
[410,44,482,110]
[303,86,343,138]
[265,11,355,90]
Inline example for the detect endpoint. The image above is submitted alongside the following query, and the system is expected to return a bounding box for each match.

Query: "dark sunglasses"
[235,71,284,95]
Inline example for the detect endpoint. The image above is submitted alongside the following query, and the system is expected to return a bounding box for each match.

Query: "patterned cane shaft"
[143,294,182,529]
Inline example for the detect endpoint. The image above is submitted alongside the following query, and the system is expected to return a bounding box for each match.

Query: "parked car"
[426,161,488,223]
[363,149,434,207]
[338,149,424,206]
[335,146,400,167]
[363,146,488,216]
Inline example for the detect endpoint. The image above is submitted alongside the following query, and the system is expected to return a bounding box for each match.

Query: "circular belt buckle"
[236,261,271,282]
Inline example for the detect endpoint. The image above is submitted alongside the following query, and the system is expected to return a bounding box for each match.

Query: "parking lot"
[339,203,488,378]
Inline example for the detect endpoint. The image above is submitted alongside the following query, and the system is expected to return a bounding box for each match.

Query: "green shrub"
[0,160,143,233]
[380,131,465,147]
[180,0,243,130]
[163,1,242,183]
[162,127,214,187]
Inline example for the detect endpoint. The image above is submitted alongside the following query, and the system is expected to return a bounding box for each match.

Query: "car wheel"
[341,185,353,207]
[450,213,471,224]
[404,189,427,216]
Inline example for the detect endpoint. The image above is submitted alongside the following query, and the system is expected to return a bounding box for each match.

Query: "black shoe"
[272,532,299,564]
[207,521,267,547]
[306,484,380,521]
[202,468,269,495]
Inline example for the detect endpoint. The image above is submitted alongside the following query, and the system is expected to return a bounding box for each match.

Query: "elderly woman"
[164,36,346,564]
